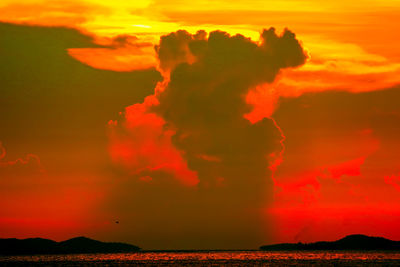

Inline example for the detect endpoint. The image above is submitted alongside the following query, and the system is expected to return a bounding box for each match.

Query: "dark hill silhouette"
[260,234,400,251]
[0,236,140,255]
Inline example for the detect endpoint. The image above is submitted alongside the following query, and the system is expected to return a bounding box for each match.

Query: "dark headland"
[0,236,140,255]
[260,234,400,251]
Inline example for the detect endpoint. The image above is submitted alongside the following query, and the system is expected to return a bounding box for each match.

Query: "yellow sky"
[1,0,399,93]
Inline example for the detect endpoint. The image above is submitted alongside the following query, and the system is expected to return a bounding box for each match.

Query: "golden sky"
[2,0,399,93]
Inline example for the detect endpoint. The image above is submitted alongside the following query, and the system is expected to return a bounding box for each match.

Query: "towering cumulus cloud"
[109,28,307,249]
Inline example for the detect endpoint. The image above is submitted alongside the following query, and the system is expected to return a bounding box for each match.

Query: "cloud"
[270,85,400,243]
[107,94,198,186]
[0,22,161,240]
[154,28,306,189]
[0,1,110,27]
[0,22,161,162]
[68,34,158,71]
[107,28,307,249]
[0,142,43,177]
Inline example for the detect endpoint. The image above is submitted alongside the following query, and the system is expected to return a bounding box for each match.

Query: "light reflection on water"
[1,251,400,266]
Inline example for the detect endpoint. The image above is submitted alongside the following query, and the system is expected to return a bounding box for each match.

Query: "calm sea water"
[1,251,400,266]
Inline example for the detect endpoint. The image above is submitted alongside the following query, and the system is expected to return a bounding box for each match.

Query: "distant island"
[260,234,400,251]
[0,236,140,255]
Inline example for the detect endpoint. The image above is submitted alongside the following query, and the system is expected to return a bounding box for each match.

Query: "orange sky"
[1,0,400,77]
[1,0,400,249]
[2,0,399,92]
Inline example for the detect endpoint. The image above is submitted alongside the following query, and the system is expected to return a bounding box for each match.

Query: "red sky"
[1,0,400,249]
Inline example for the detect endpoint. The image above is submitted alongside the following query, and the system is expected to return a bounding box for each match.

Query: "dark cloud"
[0,22,162,240]
[154,30,202,71]
[0,22,162,168]
[0,22,310,249]
[155,28,307,191]
[104,28,307,249]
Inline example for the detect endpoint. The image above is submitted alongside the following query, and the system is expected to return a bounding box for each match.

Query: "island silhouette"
[1,234,400,255]
[0,236,140,255]
[260,234,400,251]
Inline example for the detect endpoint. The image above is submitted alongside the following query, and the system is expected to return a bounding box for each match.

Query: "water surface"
[1,250,400,266]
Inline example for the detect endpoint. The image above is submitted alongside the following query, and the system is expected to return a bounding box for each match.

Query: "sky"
[1,0,400,250]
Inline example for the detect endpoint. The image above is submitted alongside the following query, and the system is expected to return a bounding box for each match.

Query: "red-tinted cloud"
[269,87,400,243]
[106,28,307,249]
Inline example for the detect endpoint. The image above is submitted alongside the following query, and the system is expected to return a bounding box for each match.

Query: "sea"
[1,251,400,266]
